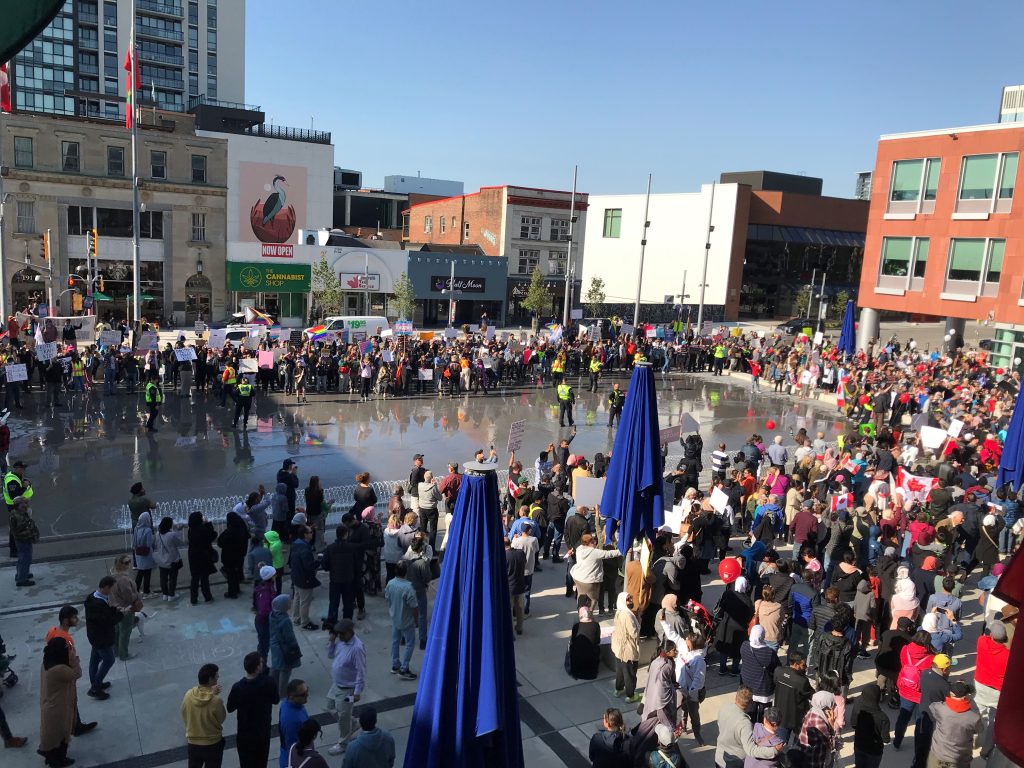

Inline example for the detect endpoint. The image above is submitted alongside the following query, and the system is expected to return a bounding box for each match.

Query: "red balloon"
[718,558,741,584]
[765,420,776,430]
[997,368,1005,375]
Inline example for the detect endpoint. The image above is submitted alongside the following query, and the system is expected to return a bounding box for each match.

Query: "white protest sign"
[507,419,527,454]
[486,325,495,340]
[194,321,207,335]
[920,425,948,450]
[418,368,434,381]
[678,413,700,433]
[207,329,227,349]
[4,364,28,382]
[590,324,601,342]
[35,342,58,361]
[381,329,393,338]
[946,419,964,439]
[469,324,479,334]
[99,330,121,347]
[620,323,635,337]
[382,350,394,363]
[138,332,158,352]
[646,328,657,338]
[813,331,824,346]
[444,328,459,339]
[570,308,583,320]
[174,347,198,362]
[574,476,606,508]
[239,359,258,374]
[710,487,730,514]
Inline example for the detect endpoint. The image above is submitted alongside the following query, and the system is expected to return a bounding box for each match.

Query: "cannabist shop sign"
[227,262,311,292]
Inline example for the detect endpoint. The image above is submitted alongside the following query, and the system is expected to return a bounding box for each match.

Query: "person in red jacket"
[892,630,934,749]
[975,620,1009,758]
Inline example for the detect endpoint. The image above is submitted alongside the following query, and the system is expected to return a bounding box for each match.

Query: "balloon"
[718,558,741,584]
[997,368,1005,375]
[766,420,776,430]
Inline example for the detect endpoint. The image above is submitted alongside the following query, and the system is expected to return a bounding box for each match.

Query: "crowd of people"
[1,313,1022,768]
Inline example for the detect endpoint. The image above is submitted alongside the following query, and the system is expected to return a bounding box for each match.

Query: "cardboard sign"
[946,419,964,439]
[710,487,730,514]
[813,331,824,346]
[137,332,158,352]
[381,329,394,338]
[239,359,258,374]
[419,332,434,342]
[174,347,198,362]
[575,476,607,508]
[590,325,601,342]
[207,329,227,349]
[244,336,261,351]
[507,419,527,454]
[659,425,682,446]
[570,308,583,320]
[35,342,58,361]
[920,425,948,450]
[701,321,713,336]
[910,413,929,431]
[99,330,121,347]
[194,321,207,334]
[258,351,275,369]
[5,364,28,383]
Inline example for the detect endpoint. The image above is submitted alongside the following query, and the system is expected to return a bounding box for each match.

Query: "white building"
[383,174,464,197]
[581,184,742,318]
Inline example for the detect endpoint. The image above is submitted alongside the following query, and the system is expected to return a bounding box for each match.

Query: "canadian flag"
[829,493,852,513]
[895,467,938,505]
[841,458,862,475]
[0,61,11,113]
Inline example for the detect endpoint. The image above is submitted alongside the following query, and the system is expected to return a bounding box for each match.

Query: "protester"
[325,620,366,756]
[611,592,641,703]
[383,560,419,680]
[927,681,982,768]
[226,652,279,768]
[568,604,601,680]
[179,663,226,768]
[38,638,81,768]
[341,706,396,768]
[589,707,630,768]
[278,679,310,768]
[268,594,301,698]
[83,576,121,700]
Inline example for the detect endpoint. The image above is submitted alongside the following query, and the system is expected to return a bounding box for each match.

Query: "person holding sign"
[234,376,254,430]
[145,373,163,432]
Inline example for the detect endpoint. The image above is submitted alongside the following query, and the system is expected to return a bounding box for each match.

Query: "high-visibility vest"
[551,358,564,374]
[714,345,726,359]
[145,382,162,405]
[222,367,236,386]
[2,472,32,506]
[589,358,602,373]
[71,360,84,377]
[237,381,253,397]
[557,383,572,402]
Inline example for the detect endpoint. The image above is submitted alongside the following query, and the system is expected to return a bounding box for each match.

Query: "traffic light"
[88,228,99,259]
[97,275,105,293]
[41,231,50,261]
[67,276,76,288]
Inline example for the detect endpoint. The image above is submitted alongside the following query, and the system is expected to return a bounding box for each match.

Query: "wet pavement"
[9,370,847,536]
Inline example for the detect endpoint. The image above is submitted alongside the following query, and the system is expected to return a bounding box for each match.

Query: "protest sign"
[920,425,948,450]
[239,359,258,374]
[174,347,197,362]
[99,330,121,347]
[507,419,527,453]
[418,368,434,381]
[207,329,227,349]
[258,351,275,369]
[710,487,730,514]
[382,350,394,363]
[659,425,682,446]
[35,342,58,361]
[573,477,606,508]
[946,419,964,439]
[394,319,413,335]
[244,336,260,351]
[620,323,635,337]
[138,332,159,352]
[678,413,700,433]
[289,330,304,346]
[4,364,27,382]
[570,308,583,320]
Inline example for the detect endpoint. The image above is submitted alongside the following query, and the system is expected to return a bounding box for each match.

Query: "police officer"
[713,342,726,376]
[556,379,575,428]
[144,372,162,432]
[607,383,625,428]
[588,355,602,393]
[4,460,32,558]
[233,374,254,430]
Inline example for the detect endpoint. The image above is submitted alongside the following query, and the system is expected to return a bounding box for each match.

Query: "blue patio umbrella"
[837,299,856,357]
[404,463,523,768]
[998,395,1024,491]
[602,361,665,554]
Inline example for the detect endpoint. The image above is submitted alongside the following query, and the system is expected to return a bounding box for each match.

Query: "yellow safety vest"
[557,383,572,402]
[223,367,236,386]
[714,345,726,359]
[551,359,564,374]
[72,360,84,377]
[145,382,163,405]
[2,472,32,506]
[237,381,253,397]
[589,358,602,373]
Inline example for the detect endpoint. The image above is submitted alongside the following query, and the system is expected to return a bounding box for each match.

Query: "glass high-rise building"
[10,0,245,120]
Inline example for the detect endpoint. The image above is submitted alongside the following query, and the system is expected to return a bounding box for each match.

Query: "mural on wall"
[240,162,307,244]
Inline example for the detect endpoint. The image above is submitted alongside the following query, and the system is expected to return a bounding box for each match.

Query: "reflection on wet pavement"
[14,373,847,535]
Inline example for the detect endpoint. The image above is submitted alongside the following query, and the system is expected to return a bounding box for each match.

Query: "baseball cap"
[282,459,295,468]
[949,681,972,698]
[932,654,951,670]
[413,454,424,461]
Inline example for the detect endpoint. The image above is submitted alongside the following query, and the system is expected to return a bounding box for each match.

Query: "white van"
[307,315,390,343]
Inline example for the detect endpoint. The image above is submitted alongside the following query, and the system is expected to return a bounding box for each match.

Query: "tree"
[521,267,548,334]
[831,290,852,325]
[793,287,811,319]
[583,276,606,317]
[391,271,416,321]
[310,254,342,320]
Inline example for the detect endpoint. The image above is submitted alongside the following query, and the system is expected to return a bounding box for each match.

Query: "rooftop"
[880,121,1024,141]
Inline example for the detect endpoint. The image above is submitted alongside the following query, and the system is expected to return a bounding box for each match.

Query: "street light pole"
[562,164,577,327]
[447,259,455,326]
[695,182,716,333]
[0,112,8,320]
[632,173,652,329]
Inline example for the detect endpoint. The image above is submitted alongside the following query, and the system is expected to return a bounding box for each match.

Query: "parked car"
[775,317,810,335]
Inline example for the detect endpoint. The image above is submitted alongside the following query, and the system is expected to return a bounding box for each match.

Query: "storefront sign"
[432,275,485,293]
[227,262,311,292]
[339,273,380,291]
[261,244,294,258]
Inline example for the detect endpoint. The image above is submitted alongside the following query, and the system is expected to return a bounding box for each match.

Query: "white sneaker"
[328,743,346,756]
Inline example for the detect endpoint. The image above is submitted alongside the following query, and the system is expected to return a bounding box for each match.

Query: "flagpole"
[130,0,141,325]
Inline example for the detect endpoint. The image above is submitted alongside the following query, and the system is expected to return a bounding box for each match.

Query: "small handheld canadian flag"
[0,61,11,113]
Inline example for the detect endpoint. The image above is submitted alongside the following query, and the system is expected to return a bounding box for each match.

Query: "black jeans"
[223,564,243,597]
[186,739,224,768]
[146,404,159,430]
[135,568,152,593]
[236,734,269,768]
[190,570,212,603]
[159,565,179,597]
[327,580,356,623]
[683,697,703,741]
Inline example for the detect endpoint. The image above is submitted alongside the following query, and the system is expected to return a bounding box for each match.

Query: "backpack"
[896,646,931,696]
[815,633,851,689]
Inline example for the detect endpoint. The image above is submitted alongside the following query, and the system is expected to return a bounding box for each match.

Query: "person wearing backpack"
[891,630,935,749]
[589,707,630,768]
[812,605,855,725]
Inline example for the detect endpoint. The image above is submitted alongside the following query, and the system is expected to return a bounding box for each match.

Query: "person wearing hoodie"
[847,683,890,768]
[889,567,919,629]
[179,663,226,768]
[773,650,813,745]
[892,630,935,749]
[789,569,818,654]
[187,511,217,605]
[853,580,876,658]
[321,524,360,627]
[270,481,292,543]
[402,533,434,649]
[268,594,301,698]
[131,511,156,595]
[216,511,249,599]
[275,459,299,534]
[974,621,1009,759]
[910,556,939,607]
[927,681,982,768]
[263,529,285,592]
[288,525,320,630]
[741,624,781,723]
[253,565,277,664]
[874,617,915,708]
[342,707,396,768]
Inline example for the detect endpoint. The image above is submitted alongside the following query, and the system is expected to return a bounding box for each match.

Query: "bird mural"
[250,173,297,243]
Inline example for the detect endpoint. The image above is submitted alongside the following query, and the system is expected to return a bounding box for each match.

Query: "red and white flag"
[0,62,11,113]
[829,493,852,513]
[894,467,938,505]
[123,47,141,129]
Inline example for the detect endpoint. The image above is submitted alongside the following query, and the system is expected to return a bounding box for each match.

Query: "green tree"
[792,288,810,319]
[583,276,606,317]
[310,253,342,320]
[521,267,548,334]
[391,271,417,321]
[831,290,852,325]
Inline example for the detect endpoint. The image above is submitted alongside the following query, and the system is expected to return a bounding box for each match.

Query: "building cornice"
[5,170,227,197]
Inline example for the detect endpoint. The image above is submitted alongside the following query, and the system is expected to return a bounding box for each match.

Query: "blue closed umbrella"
[404,464,524,768]
[837,299,856,357]
[602,361,665,554]
[998,397,1024,491]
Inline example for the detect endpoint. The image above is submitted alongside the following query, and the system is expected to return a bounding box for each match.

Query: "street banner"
[507,419,527,453]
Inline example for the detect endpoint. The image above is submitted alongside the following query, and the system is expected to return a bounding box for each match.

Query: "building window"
[61,141,80,172]
[519,216,541,240]
[424,215,433,234]
[550,218,570,241]
[548,250,567,275]
[463,221,469,240]
[1000,153,1019,199]
[107,146,125,177]
[959,155,998,200]
[151,150,166,179]
[945,238,1004,296]
[987,240,1005,284]
[451,216,457,231]
[439,216,446,234]
[67,206,95,236]
[879,237,912,276]
[191,154,207,183]
[947,239,985,281]
[602,208,621,238]
[191,212,207,242]
[878,236,929,292]
[890,159,924,201]
[887,158,941,215]
[913,238,929,278]
[96,207,134,237]
[956,152,1018,215]
[517,249,540,275]
[13,137,33,168]
[15,201,35,234]
[924,159,940,201]
[139,210,164,239]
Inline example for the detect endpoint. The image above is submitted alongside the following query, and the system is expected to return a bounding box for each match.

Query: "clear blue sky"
[245,0,1024,198]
